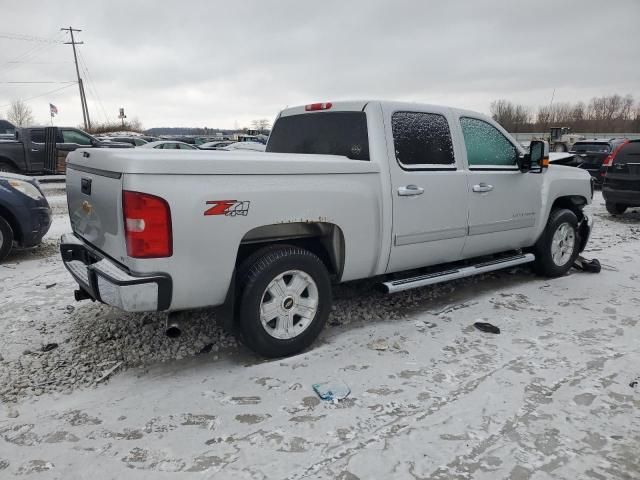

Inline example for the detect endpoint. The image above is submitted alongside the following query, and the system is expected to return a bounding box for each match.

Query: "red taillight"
[123,191,172,258]
[602,140,629,167]
[305,102,332,111]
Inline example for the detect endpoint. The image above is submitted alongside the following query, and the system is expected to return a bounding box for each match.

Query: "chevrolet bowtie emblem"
[82,200,92,214]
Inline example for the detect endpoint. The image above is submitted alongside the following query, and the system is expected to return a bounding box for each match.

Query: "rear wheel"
[0,216,14,262]
[533,209,580,277]
[605,202,627,215]
[236,245,332,358]
[0,162,18,173]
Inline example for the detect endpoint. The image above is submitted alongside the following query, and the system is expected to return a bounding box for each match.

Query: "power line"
[0,31,65,77]
[0,82,76,109]
[0,81,76,84]
[0,32,63,43]
[78,50,110,123]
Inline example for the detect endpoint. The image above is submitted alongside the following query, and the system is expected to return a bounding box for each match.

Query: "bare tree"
[251,118,271,132]
[490,100,531,131]
[7,99,34,127]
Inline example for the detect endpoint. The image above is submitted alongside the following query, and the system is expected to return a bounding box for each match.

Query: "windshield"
[571,143,610,154]
[266,112,370,161]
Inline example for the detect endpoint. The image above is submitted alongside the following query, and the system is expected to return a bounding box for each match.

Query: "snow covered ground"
[0,188,639,479]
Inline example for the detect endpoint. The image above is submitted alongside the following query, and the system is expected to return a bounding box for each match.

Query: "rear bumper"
[602,186,640,206]
[60,233,172,312]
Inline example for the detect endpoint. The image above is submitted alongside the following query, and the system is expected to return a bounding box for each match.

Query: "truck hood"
[67,149,381,175]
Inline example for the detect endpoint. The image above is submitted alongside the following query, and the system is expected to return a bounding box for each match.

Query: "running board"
[381,253,535,294]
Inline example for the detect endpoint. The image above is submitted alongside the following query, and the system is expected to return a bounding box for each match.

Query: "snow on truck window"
[266,112,369,161]
[460,117,518,167]
[391,112,455,167]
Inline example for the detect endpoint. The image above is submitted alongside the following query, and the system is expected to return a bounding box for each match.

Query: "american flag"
[49,103,58,116]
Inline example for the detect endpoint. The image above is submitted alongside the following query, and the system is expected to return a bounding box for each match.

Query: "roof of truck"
[278,100,491,121]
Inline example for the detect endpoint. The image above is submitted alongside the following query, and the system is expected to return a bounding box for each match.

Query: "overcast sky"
[1,0,638,129]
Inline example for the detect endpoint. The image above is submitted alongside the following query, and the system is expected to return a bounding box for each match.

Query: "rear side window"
[460,117,518,167]
[572,143,610,154]
[266,112,369,161]
[391,112,455,167]
[30,129,45,143]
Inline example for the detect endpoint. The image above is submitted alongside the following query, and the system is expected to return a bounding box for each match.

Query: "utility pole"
[61,27,91,130]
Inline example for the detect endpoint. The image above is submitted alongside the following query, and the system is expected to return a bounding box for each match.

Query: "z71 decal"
[204,200,250,217]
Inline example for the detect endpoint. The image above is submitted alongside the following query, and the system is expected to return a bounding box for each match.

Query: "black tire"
[533,209,580,277]
[0,162,18,173]
[606,202,627,215]
[0,216,14,262]
[236,245,332,358]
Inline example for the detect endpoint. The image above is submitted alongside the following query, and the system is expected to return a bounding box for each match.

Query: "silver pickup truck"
[60,100,593,357]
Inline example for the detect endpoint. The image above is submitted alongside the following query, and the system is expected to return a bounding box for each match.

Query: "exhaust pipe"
[165,312,184,338]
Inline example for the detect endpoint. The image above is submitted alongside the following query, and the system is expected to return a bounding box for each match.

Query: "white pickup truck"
[60,100,593,357]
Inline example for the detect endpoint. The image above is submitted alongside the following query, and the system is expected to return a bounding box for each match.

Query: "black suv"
[570,138,628,184]
[601,139,640,214]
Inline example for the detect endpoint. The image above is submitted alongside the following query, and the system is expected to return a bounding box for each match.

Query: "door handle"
[398,185,424,196]
[472,183,494,193]
[31,148,40,152]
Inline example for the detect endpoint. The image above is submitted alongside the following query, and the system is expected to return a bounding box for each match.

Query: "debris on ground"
[473,322,501,334]
[45,283,57,289]
[574,256,602,273]
[630,380,638,388]
[313,379,351,402]
[368,339,389,351]
[95,361,123,384]
[41,343,58,352]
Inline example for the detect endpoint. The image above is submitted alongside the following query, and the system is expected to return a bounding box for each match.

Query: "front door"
[459,116,542,258]
[386,108,469,273]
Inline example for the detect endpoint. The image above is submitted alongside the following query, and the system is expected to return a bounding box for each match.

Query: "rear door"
[385,107,469,273]
[25,128,48,171]
[460,116,542,258]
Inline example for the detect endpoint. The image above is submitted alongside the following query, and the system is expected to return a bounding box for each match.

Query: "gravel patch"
[0,307,236,403]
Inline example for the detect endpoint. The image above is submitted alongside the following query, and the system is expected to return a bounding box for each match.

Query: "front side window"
[62,129,92,146]
[460,117,517,167]
[392,112,455,167]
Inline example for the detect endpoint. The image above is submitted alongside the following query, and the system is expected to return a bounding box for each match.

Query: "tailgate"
[605,141,640,190]
[66,164,127,261]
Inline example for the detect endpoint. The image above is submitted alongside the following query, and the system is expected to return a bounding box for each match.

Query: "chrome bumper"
[60,233,171,312]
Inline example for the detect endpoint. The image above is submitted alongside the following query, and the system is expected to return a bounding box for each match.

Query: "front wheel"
[0,162,18,174]
[606,202,627,215]
[533,209,580,277]
[236,245,332,358]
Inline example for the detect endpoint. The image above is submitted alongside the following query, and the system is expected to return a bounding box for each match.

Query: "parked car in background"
[569,138,628,184]
[220,141,266,152]
[139,140,198,150]
[601,139,640,214]
[198,141,234,150]
[0,127,132,174]
[0,172,51,261]
[106,136,148,147]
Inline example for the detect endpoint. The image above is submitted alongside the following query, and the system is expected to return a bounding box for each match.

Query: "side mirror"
[519,140,545,173]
